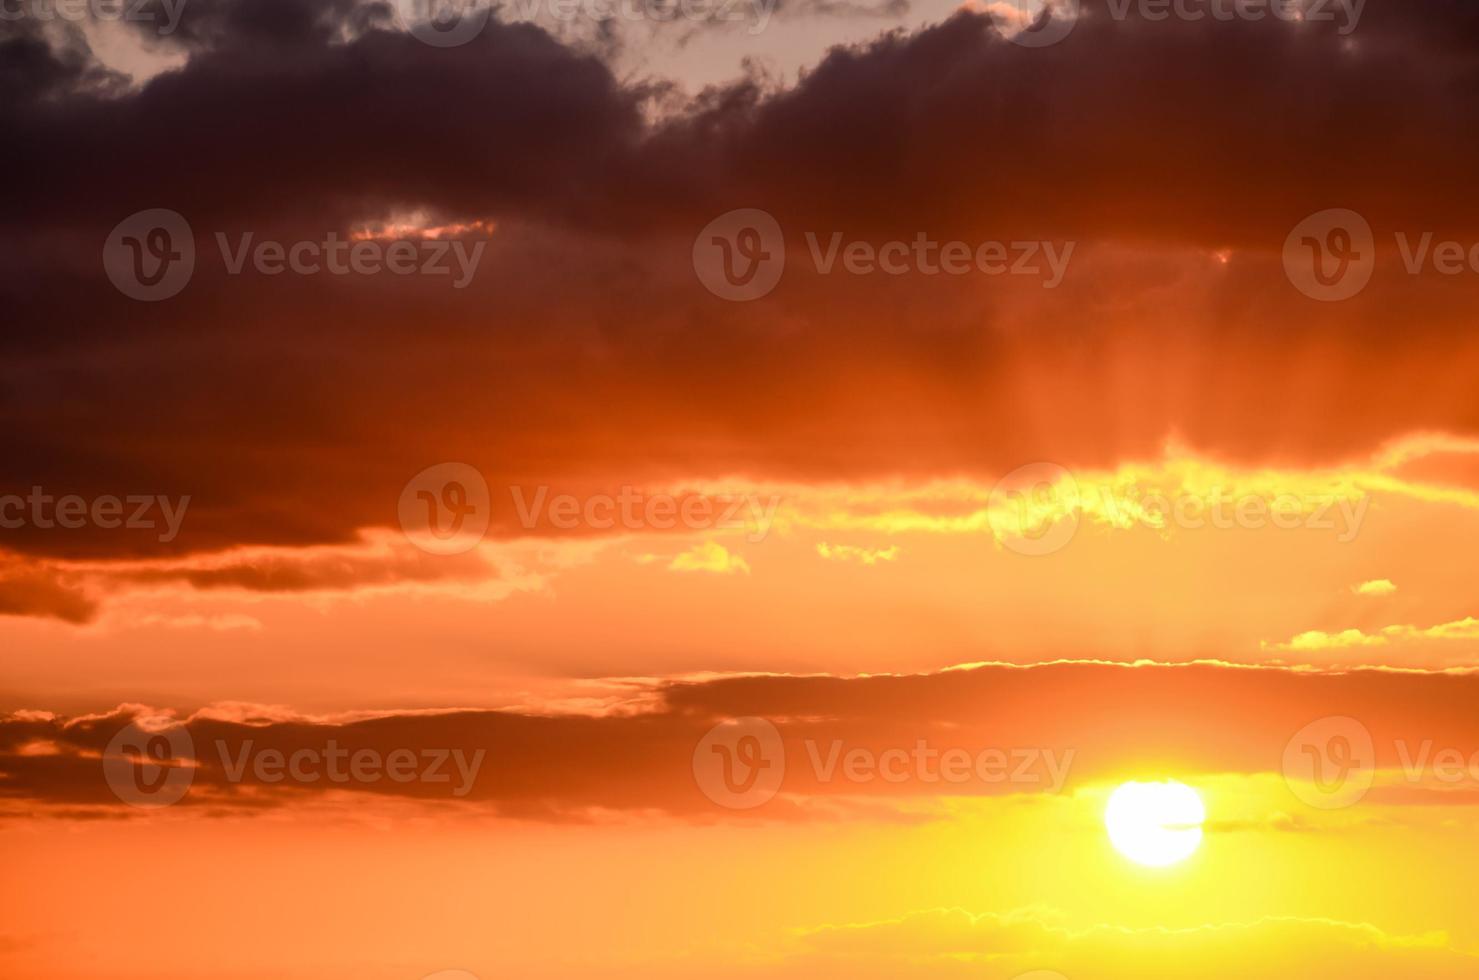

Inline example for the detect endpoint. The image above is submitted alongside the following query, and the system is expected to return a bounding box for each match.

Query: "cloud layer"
[9,660,1479,817]
[6,0,1479,569]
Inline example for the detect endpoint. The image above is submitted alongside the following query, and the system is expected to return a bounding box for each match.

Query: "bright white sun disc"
[1104,780,1205,867]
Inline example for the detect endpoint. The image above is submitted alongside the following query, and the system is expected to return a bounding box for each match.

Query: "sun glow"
[1104,780,1206,868]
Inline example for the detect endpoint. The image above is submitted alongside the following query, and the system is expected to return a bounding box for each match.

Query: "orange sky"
[6,1,1479,978]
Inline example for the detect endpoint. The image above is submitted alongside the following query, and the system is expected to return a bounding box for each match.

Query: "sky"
[5,0,1479,977]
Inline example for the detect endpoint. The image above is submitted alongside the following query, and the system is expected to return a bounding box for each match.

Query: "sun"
[1104,780,1206,867]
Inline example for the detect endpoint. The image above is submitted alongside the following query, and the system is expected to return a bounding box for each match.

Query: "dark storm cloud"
[2,5,645,233]
[10,0,1479,241]
[4,0,1479,582]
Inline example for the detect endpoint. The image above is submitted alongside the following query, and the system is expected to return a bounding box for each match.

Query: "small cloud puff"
[816,542,900,565]
[668,541,750,575]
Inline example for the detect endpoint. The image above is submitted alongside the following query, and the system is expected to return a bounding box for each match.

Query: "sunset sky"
[5,0,1479,977]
